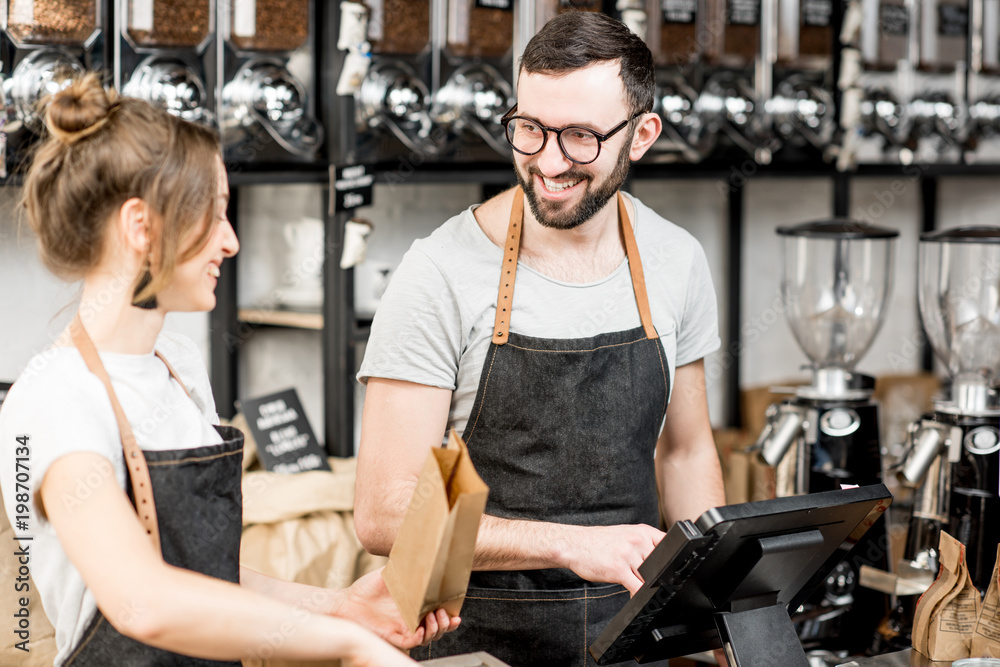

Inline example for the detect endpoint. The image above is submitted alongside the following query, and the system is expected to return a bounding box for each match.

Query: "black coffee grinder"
[897,226,1000,595]
[753,220,899,656]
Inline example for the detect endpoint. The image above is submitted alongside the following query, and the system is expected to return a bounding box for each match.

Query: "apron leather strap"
[618,193,658,340]
[153,352,192,400]
[69,315,161,553]
[492,187,658,345]
[492,187,525,344]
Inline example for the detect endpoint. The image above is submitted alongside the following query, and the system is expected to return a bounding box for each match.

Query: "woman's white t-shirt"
[0,332,222,666]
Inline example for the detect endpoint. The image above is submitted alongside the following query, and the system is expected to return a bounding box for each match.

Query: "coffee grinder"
[897,226,1000,595]
[753,220,899,655]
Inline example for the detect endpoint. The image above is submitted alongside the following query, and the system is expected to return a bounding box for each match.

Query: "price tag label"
[331,164,375,213]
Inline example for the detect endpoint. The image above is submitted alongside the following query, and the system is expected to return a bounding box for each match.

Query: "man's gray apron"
[419,187,671,666]
[64,319,244,666]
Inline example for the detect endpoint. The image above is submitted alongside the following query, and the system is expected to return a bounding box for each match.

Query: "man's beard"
[515,132,634,231]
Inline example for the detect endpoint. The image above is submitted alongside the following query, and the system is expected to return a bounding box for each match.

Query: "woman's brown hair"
[21,73,221,303]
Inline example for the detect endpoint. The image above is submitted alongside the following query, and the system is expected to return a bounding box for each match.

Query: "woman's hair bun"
[45,73,116,145]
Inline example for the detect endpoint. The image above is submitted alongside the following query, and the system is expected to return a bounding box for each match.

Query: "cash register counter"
[837,650,1000,666]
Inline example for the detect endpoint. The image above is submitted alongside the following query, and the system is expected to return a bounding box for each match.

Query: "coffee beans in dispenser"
[446,0,513,59]
[117,1,216,128]
[776,0,832,68]
[656,0,700,66]
[704,0,761,67]
[126,0,212,48]
[367,0,430,56]
[1,0,105,176]
[220,0,324,164]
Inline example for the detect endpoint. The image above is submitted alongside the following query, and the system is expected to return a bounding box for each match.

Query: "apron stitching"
[64,614,107,666]
[146,448,244,466]
[584,586,589,661]
[654,340,668,418]
[465,590,628,602]
[506,338,646,354]
[465,344,499,445]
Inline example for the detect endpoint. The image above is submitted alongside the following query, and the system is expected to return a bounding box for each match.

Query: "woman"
[0,74,457,666]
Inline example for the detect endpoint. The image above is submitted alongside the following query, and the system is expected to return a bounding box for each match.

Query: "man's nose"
[534,132,574,176]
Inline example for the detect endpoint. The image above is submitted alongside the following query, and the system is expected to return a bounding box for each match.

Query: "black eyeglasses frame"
[499,105,645,165]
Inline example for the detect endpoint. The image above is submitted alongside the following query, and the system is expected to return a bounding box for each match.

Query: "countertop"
[836,649,957,666]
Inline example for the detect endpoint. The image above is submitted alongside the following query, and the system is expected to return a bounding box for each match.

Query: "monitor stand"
[714,599,810,667]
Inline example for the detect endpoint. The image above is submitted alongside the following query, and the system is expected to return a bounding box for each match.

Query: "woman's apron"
[420,188,671,666]
[64,317,244,666]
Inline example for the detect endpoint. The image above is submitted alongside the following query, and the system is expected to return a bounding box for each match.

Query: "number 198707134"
[13,435,30,533]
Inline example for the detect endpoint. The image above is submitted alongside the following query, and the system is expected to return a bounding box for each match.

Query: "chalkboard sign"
[239,388,331,474]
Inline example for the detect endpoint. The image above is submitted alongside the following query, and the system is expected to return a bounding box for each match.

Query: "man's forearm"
[472,514,569,570]
[657,440,726,528]
[472,514,666,593]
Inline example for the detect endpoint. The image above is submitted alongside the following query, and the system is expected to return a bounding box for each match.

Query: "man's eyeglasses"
[500,105,644,165]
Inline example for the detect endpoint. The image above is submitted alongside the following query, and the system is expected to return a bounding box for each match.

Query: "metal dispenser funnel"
[779,221,897,383]
[895,227,1000,599]
[919,226,1000,413]
[754,221,900,656]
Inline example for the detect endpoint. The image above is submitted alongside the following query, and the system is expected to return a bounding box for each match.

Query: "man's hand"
[555,524,665,595]
[335,568,461,649]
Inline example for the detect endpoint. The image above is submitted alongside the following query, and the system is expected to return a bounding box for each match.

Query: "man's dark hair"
[519,11,654,117]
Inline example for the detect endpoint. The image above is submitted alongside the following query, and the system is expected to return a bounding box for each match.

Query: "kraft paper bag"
[913,531,982,661]
[383,430,489,632]
[972,544,1000,658]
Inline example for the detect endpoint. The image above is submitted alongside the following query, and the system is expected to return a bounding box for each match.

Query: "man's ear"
[118,198,151,255]
[629,113,663,161]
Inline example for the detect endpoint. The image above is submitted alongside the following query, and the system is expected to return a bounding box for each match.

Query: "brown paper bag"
[972,544,1000,658]
[913,531,982,661]
[383,430,489,632]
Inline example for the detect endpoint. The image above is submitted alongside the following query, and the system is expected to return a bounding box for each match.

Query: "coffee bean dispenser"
[352,0,441,163]
[695,0,778,163]
[220,0,324,165]
[907,0,968,163]
[967,0,1000,162]
[431,62,512,161]
[430,0,515,162]
[1,0,106,176]
[116,0,216,127]
[768,0,837,160]
[850,0,919,163]
[641,0,717,162]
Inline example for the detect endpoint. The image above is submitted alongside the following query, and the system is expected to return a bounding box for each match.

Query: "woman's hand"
[336,568,461,648]
[342,629,420,667]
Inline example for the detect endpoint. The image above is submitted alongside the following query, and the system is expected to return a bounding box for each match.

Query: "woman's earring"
[131,260,158,310]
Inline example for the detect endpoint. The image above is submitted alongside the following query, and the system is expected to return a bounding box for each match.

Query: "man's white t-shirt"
[358,192,721,435]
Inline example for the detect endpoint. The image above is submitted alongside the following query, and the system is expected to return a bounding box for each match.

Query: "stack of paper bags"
[913,531,982,661]
[972,544,1000,658]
